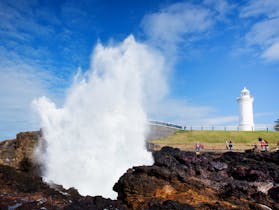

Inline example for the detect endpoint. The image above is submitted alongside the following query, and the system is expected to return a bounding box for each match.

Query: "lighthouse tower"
[237,87,254,131]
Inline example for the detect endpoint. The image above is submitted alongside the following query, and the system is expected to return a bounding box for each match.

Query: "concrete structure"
[146,124,178,140]
[237,87,254,131]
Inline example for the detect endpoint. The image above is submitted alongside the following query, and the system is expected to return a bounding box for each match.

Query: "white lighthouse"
[237,87,254,131]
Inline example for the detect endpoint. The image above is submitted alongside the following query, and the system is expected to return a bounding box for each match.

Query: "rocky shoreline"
[0,132,278,209]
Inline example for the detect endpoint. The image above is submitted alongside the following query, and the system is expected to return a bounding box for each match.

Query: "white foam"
[33,35,166,198]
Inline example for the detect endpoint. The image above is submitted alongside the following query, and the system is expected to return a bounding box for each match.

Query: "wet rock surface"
[0,132,279,209]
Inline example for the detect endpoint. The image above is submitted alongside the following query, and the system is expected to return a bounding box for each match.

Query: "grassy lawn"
[149,130,279,151]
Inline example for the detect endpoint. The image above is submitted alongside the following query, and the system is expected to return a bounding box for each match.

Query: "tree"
[274,119,279,131]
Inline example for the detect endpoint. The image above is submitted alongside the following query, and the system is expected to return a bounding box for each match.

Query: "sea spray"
[33,35,166,198]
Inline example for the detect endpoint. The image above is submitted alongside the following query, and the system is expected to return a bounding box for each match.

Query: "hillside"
[149,130,279,151]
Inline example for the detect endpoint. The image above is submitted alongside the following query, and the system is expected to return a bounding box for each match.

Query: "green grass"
[149,130,279,150]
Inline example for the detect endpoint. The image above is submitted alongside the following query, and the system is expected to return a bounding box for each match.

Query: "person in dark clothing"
[229,140,233,151]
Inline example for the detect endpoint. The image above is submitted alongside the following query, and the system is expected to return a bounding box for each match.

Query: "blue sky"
[1,0,279,139]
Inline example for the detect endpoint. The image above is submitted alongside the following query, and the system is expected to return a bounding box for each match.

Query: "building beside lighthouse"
[237,87,254,131]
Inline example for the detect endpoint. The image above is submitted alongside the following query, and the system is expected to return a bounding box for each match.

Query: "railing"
[182,125,275,132]
[149,121,182,129]
[149,121,275,132]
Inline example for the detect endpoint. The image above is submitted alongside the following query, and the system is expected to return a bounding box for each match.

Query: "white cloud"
[262,41,279,60]
[148,98,215,125]
[240,0,279,18]
[203,0,234,20]
[147,97,241,128]
[202,115,238,125]
[240,0,279,61]
[141,2,213,53]
[245,18,279,47]
[254,112,279,129]
[0,48,63,139]
[142,0,234,52]
[0,66,46,139]
[141,1,236,125]
[0,0,57,40]
[0,1,73,139]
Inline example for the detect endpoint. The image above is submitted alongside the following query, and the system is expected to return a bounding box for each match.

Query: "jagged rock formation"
[0,164,126,209]
[0,132,278,209]
[114,147,279,210]
[0,131,127,209]
[0,131,41,171]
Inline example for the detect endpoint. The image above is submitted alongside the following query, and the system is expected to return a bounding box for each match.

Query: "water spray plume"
[33,35,166,198]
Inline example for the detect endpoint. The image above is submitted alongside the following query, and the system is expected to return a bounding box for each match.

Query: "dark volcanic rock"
[64,196,127,210]
[1,132,279,210]
[146,200,195,210]
[0,164,74,209]
[114,147,279,210]
[0,132,126,210]
[0,164,46,193]
[268,186,279,203]
[0,164,126,210]
[220,151,279,183]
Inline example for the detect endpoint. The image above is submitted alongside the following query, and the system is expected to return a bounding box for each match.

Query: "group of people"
[226,137,272,152]
[194,137,274,152]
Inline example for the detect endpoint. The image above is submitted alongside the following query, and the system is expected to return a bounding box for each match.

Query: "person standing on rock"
[260,140,266,151]
[229,140,233,151]
[195,142,200,151]
[264,140,269,151]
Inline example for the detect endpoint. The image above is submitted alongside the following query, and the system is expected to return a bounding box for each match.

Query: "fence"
[182,125,275,132]
[149,121,275,132]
